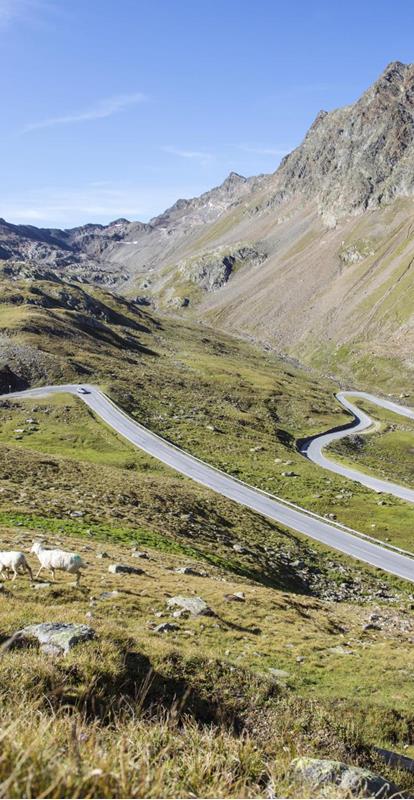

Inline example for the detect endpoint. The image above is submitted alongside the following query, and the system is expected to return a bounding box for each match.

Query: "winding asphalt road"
[1,384,414,582]
[300,391,414,504]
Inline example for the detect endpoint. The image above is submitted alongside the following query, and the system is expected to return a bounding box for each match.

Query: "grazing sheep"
[30,541,84,586]
[0,551,33,582]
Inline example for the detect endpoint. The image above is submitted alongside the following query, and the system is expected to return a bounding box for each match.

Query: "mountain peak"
[366,60,414,102]
[272,60,414,217]
[379,60,409,82]
[224,171,246,184]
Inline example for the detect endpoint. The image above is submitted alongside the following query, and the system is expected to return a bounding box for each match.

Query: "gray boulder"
[167,595,215,616]
[108,564,144,575]
[16,622,95,655]
[224,591,245,602]
[98,590,120,600]
[154,622,180,634]
[290,757,399,798]
[268,668,289,679]
[174,566,207,576]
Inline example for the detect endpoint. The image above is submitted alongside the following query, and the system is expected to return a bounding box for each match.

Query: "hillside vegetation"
[0,269,414,795]
[1,265,413,549]
[0,519,414,798]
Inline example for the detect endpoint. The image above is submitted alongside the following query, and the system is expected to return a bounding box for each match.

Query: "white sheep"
[30,541,84,586]
[0,551,33,582]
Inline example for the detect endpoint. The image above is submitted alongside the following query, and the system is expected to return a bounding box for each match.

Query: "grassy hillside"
[0,414,414,797]
[1,269,414,796]
[0,268,413,549]
[1,524,414,798]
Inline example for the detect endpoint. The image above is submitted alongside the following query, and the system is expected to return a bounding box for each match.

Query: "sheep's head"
[31,541,42,554]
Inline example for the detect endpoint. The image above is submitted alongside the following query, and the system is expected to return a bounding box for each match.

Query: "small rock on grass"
[108,564,144,575]
[154,623,180,634]
[174,566,207,576]
[328,645,354,655]
[167,595,215,616]
[97,590,120,600]
[14,622,95,656]
[290,757,399,798]
[268,668,289,679]
[224,592,245,602]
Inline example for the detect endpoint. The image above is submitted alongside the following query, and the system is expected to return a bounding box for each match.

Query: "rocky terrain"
[0,171,262,287]
[1,62,413,394]
[0,380,413,797]
[263,61,414,222]
[0,519,412,797]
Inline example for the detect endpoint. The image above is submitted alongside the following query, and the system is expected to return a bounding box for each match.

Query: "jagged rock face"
[271,61,414,219]
[176,244,267,292]
[151,172,258,230]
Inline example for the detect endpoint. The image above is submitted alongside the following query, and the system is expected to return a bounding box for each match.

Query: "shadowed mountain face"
[1,62,413,392]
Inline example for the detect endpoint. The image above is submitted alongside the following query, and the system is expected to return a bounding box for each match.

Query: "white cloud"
[23,92,147,132]
[162,146,214,166]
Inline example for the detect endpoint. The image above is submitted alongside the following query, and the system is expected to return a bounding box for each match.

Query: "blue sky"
[1,0,413,228]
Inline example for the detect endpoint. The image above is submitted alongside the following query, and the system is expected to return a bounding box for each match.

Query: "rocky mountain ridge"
[1,61,413,392]
[2,62,414,272]
[267,60,414,223]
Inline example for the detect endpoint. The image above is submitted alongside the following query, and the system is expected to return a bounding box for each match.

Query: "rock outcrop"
[290,756,400,798]
[270,61,414,219]
[15,622,95,655]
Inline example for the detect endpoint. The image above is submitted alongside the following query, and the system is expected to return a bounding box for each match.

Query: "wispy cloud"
[1,182,206,227]
[0,0,55,30]
[238,144,290,157]
[22,92,147,132]
[162,146,214,166]
[0,0,33,27]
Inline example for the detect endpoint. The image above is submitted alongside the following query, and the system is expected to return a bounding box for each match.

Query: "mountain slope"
[1,256,414,798]
[1,62,413,392]
[266,60,414,220]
